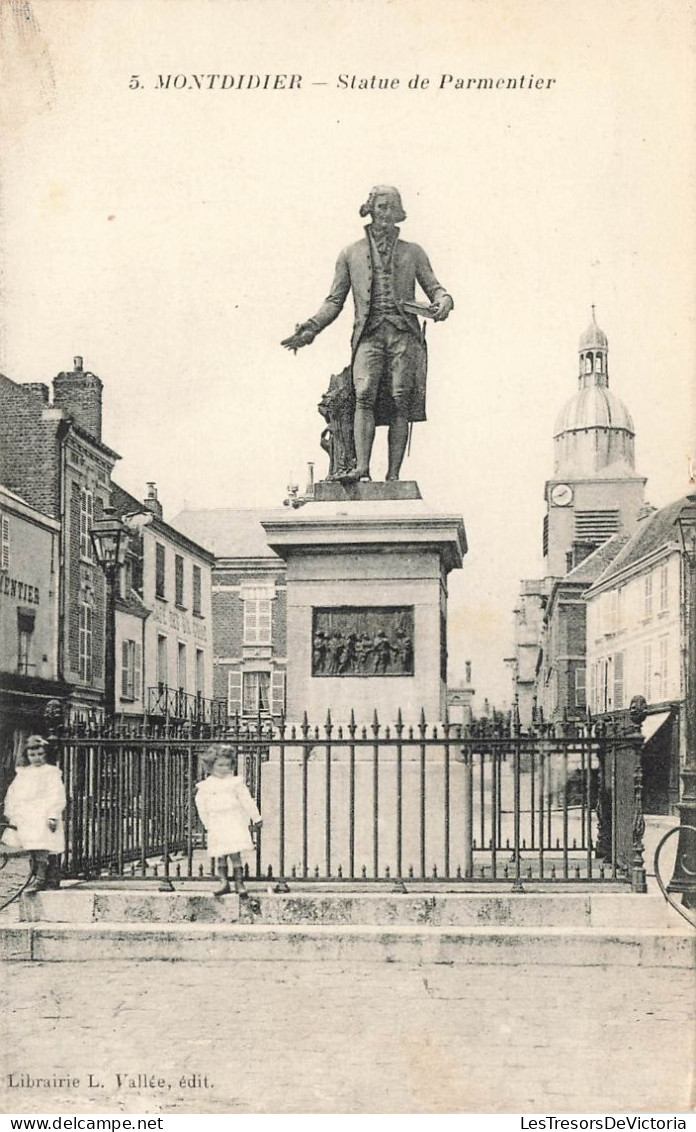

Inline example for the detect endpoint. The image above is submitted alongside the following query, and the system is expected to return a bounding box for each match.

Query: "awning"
[642,710,672,743]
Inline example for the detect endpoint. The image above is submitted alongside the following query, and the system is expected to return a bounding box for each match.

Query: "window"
[155,543,166,599]
[593,657,614,713]
[195,649,205,697]
[574,666,586,710]
[192,565,202,616]
[175,555,185,607]
[178,642,187,692]
[79,603,93,682]
[1,514,9,571]
[156,634,168,689]
[643,572,653,619]
[613,651,624,710]
[244,598,272,645]
[17,609,35,675]
[659,562,669,613]
[121,639,141,700]
[242,671,271,714]
[80,489,94,561]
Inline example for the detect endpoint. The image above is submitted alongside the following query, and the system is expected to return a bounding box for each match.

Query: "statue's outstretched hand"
[432,295,454,322]
[281,323,316,352]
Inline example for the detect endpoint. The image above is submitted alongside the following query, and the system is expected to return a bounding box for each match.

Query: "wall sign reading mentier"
[312,607,414,678]
[1,576,40,604]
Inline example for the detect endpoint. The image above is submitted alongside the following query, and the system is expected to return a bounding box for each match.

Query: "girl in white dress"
[2,735,66,891]
[195,745,262,898]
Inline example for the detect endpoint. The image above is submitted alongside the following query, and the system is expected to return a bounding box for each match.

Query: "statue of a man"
[282,186,453,482]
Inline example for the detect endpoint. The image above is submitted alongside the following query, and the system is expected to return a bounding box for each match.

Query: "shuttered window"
[613,651,624,710]
[244,599,272,645]
[121,639,142,700]
[155,543,166,599]
[80,489,94,561]
[1,515,9,571]
[79,604,93,682]
[175,555,185,607]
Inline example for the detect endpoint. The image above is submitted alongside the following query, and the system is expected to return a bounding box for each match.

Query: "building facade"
[0,486,69,799]
[0,358,120,724]
[585,498,685,813]
[512,313,646,727]
[171,509,288,720]
[111,485,216,723]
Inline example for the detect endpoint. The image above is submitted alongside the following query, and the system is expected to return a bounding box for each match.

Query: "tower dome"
[553,311,635,477]
[554,386,635,437]
[579,307,608,351]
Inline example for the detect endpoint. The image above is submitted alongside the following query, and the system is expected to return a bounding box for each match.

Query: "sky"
[1,0,694,708]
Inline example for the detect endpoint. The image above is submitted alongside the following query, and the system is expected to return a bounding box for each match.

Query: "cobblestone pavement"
[1,959,693,1115]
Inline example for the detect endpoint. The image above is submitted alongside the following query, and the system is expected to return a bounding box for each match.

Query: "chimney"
[305,462,315,497]
[143,482,163,519]
[52,356,103,438]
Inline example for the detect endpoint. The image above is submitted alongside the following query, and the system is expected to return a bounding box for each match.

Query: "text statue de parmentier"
[282,186,453,484]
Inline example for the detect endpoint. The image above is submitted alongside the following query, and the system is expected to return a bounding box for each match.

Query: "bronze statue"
[282,186,453,483]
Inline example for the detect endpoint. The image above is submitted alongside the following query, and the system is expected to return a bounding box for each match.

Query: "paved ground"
[1,958,693,1115]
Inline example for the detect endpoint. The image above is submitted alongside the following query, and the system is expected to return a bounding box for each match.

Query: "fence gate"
[52,711,647,891]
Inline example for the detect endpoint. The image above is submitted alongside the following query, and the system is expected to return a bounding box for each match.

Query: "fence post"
[594,721,612,862]
[44,699,66,884]
[627,697,648,894]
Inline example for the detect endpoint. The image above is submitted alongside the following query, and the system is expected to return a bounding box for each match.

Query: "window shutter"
[613,651,624,710]
[134,642,142,700]
[228,670,243,716]
[1,516,9,571]
[271,670,286,716]
[121,640,129,698]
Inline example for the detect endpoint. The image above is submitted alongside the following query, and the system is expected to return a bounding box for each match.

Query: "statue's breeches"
[353,322,422,422]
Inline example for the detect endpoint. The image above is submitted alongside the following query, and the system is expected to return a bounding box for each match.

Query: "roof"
[579,312,608,351]
[0,484,60,529]
[554,385,634,436]
[564,531,630,584]
[111,484,214,562]
[589,496,687,588]
[170,508,285,559]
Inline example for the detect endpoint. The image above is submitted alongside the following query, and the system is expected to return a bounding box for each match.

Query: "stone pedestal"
[262,490,466,725]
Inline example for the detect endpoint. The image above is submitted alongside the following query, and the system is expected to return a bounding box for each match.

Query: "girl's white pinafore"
[2,764,66,852]
[195,774,261,858]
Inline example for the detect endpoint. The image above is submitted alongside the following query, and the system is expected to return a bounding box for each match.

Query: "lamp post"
[90,506,127,721]
[668,492,696,908]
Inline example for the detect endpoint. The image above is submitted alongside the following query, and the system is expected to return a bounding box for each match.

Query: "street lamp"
[90,506,127,720]
[668,491,696,908]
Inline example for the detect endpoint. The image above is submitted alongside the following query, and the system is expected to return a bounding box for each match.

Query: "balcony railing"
[147,684,227,726]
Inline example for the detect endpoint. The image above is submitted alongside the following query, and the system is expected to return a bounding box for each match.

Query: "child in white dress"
[195,745,262,898]
[1,735,66,892]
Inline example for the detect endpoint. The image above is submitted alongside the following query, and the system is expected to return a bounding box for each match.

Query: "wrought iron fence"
[48,710,647,891]
[146,684,228,726]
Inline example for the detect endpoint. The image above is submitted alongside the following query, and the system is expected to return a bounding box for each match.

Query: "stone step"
[16,888,683,929]
[1,919,693,966]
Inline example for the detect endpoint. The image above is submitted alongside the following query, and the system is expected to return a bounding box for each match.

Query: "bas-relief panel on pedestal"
[312,606,414,677]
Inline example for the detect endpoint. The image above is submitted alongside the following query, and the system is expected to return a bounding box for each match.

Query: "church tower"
[542,309,646,578]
